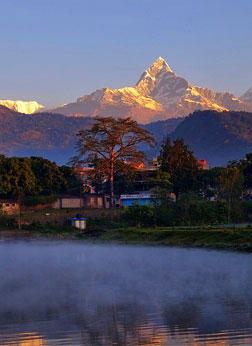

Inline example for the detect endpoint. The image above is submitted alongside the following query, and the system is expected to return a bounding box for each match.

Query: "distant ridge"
[0,106,251,166]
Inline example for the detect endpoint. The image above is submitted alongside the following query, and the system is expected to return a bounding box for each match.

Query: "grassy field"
[1,207,252,252]
[80,226,252,252]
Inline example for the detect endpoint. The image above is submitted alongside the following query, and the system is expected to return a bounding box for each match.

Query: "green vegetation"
[0,205,252,252]
[158,138,199,199]
[124,203,155,227]
[82,226,252,252]
[0,155,83,200]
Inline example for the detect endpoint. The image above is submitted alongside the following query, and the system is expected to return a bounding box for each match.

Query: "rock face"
[0,100,43,114]
[46,57,252,123]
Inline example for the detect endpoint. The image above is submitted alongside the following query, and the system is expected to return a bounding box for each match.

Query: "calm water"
[0,241,252,346]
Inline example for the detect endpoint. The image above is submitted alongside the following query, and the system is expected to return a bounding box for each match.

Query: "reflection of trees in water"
[162,299,201,331]
[1,299,252,346]
[69,303,150,346]
[1,290,252,346]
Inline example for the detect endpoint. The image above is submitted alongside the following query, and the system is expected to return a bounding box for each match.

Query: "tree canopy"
[71,117,155,207]
[0,155,82,199]
[158,138,199,199]
[230,153,252,189]
[0,155,36,197]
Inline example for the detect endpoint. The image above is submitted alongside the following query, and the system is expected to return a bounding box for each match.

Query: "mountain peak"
[153,56,172,72]
[135,57,173,96]
[146,57,172,77]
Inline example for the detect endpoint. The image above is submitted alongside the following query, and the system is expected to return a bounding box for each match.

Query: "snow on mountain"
[240,87,252,103]
[42,57,252,123]
[48,86,166,124]
[0,100,44,114]
[136,57,247,116]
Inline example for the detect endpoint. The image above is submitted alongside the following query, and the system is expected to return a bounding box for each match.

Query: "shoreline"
[1,227,252,253]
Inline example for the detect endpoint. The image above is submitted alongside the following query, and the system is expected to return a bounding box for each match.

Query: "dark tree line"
[0,155,82,202]
[125,137,252,227]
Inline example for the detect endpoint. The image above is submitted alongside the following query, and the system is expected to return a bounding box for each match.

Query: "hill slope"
[0,106,93,164]
[0,106,180,164]
[1,106,252,166]
[169,110,252,166]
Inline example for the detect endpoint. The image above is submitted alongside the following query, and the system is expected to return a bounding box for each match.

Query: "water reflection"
[0,242,252,345]
[1,332,45,345]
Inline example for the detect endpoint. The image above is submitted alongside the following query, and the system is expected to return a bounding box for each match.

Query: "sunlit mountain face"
[2,58,252,124]
[42,57,252,124]
[0,100,43,114]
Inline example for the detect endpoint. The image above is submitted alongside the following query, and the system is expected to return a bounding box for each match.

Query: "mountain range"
[1,57,252,124]
[1,57,252,166]
[0,105,251,166]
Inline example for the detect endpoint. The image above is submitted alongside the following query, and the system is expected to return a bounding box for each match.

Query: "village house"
[120,193,155,207]
[198,160,210,170]
[0,200,20,215]
[52,196,85,209]
[52,195,121,209]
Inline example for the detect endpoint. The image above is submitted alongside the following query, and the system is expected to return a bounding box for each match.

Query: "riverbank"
[80,226,252,252]
[1,226,252,252]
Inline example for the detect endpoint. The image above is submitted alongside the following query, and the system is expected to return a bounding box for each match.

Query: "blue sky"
[0,0,251,106]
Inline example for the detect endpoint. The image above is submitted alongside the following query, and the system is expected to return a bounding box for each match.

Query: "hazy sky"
[0,0,251,107]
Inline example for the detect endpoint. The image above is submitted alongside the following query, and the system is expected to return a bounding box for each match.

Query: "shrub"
[124,202,155,227]
[23,195,57,207]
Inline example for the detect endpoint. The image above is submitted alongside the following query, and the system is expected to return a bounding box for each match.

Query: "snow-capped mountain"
[0,100,43,114]
[46,57,252,123]
[240,87,252,103]
[135,57,248,116]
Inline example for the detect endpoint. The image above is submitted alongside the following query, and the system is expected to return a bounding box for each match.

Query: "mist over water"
[0,241,252,345]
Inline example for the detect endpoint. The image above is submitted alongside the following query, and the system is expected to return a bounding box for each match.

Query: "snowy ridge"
[19,57,252,124]
[0,100,44,114]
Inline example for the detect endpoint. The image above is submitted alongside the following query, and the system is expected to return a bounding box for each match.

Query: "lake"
[0,241,252,345]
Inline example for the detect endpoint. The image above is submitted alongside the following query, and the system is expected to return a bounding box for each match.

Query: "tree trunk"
[228,196,231,225]
[110,161,114,209]
[18,194,22,230]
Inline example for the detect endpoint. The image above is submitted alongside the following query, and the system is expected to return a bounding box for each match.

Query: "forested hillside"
[170,110,252,166]
[0,106,251,166]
